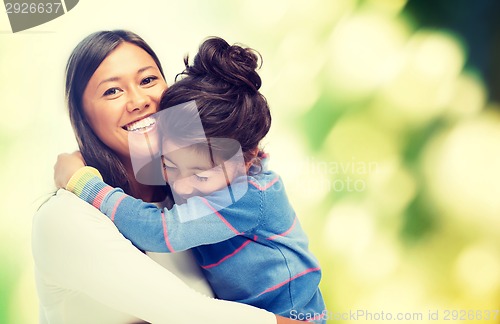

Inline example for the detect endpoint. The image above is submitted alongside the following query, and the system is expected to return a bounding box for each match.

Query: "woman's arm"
[32,189,277,324]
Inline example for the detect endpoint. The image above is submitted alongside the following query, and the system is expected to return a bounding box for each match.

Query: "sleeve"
[66,167,261,253]
[32,189,276,324]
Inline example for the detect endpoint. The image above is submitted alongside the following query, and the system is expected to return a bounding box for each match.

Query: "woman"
[32,30,300,324]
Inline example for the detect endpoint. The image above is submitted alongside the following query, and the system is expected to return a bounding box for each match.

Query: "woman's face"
[82,42,167,160]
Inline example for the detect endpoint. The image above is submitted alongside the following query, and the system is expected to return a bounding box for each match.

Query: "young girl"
[55,37,325,323]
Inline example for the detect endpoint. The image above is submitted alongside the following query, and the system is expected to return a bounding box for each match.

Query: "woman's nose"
[126,87,150,112]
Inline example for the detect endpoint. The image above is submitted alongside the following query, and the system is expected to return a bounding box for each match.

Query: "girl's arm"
[32,189,280,324]
[64,166,259,253]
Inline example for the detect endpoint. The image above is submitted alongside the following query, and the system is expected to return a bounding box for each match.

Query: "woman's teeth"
[125,116,156,132]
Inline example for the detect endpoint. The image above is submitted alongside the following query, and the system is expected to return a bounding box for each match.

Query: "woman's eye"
[141,76,158,85]
[103,88,120,96]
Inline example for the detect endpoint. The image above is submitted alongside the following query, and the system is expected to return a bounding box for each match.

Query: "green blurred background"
[1,0,500,323]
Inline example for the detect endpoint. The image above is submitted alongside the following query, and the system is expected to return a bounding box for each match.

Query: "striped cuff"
[66,166,103,195]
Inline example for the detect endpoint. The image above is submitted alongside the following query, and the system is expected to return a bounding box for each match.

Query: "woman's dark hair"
[65,30,165,195]
[158,36,271,170]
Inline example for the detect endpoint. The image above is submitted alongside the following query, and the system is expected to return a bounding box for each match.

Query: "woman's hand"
[54,151,86,189]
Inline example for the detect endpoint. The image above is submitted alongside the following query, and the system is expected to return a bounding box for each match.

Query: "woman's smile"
[122,115,157,133]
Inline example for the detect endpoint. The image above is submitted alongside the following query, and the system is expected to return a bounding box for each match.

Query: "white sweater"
[32,189,275,324]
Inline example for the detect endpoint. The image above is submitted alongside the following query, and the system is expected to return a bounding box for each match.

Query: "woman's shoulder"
[32,189,116,255]
[34,189,108,226]
[33,189,120,248]
[36,188,85,210]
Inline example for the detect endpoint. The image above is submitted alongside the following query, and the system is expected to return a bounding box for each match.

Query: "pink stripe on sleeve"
[248,175,279,191]
[161,212,175,252]
[257,267,321,297]
[201,237,254,269]
[109,195,127,222]
[91,186,114,209]
[199,197,240,235]
[267,216,298,241]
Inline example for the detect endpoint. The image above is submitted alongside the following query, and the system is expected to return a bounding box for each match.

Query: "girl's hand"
[54,151,86,189]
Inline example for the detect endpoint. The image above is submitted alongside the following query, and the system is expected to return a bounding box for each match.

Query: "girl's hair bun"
[164,36,271,166]
[185,37,262,92]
